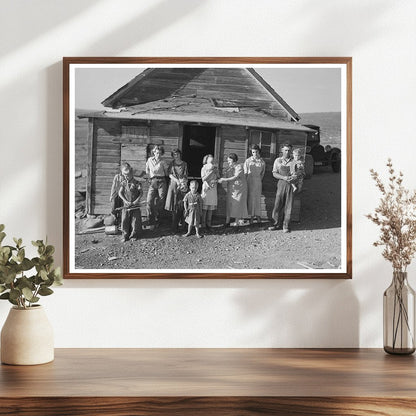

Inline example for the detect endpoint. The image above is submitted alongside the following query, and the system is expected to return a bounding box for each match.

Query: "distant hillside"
[299,112,341,147]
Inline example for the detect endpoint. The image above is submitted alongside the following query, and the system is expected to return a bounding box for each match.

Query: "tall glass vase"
[383,271,415,355]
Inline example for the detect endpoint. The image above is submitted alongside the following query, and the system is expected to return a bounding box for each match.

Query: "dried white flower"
[367,159,416,272]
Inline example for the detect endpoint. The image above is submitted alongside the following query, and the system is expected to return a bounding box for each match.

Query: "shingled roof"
[99,67,300,122]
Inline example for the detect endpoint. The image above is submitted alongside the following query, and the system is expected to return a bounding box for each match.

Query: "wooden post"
[86,118,96,215]
[177,123,183,151]
[271,131,278,157]
[214,126,221,168]
[244,127,250,158]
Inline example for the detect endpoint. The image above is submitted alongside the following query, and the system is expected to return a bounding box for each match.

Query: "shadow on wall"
[291,0,394,51]
[233,280,359,347]
[354,242,395,348]
[57,277,359,348]
[2,0,204,57]
[1,0,101,56]
[78,0,205,56]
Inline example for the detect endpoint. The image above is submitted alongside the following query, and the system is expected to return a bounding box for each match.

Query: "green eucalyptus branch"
[0,224,62,309]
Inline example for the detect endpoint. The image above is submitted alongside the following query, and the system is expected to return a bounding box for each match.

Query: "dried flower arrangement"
[366,159,416,272]
[367,159,416,354]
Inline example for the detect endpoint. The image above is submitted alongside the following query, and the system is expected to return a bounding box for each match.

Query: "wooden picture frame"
[63,57,352,279]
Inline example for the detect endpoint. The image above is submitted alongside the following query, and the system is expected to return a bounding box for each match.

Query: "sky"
[75,66,341,113]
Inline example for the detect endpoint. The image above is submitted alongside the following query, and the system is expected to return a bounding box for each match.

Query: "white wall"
[1,0,415,347]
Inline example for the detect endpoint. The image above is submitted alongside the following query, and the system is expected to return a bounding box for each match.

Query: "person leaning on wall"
[145,145,169,227]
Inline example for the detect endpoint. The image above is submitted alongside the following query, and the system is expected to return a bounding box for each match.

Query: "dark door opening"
[182,125,216,179]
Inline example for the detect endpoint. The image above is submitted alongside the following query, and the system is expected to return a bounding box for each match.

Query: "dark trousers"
[271,180,294,228]
[111,196,123,224]
[171,200,185,230]
[146,178,167,224]
[121,208,142,238]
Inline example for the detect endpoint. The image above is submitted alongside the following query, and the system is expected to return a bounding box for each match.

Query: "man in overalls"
[268,143,295,233]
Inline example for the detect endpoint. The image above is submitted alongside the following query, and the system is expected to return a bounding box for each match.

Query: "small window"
[122,125,148,138]
[249,130,273,159]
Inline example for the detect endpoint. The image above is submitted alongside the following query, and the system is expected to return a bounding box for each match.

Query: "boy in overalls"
[118,165,143,242]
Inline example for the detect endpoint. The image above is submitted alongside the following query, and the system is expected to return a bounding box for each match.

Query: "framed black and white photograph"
[63,57,352,279]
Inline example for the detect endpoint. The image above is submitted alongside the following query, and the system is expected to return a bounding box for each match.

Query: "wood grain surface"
[1,349,415,415]
[1,397,416,416]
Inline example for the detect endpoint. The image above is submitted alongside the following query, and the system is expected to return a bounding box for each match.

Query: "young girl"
[290,148,306,193]
[183,180,203,238]
[200,154,219,230]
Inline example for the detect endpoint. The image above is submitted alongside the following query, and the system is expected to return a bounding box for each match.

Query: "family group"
[109,144,305,242]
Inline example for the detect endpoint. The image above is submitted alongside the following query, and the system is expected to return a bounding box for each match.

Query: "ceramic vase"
[1,305,54,365]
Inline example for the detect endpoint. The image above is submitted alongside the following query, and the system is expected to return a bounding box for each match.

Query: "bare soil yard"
[75,169,341,271]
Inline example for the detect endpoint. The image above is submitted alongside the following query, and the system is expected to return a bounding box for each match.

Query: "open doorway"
[182,125,216,178]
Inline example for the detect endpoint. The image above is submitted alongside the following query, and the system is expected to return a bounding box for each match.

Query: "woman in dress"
[165,149,188,231]
[218,153,248,227]
[200,154,219,230]
[244,144,266,224]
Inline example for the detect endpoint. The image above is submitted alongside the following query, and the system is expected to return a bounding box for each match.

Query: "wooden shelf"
[1,348,415,415]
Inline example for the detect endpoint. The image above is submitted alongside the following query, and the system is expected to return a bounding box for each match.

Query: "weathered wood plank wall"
[91,119,121,214]
[89,120,180,215]
[87,118,307,221]
[75,118,88,176]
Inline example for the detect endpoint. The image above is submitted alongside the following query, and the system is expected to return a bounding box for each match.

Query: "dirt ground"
[75,169,342,270]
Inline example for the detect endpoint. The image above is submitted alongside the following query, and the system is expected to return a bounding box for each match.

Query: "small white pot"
[1,305,54,365]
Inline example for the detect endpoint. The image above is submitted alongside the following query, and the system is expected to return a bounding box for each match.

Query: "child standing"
[109,162,132,225]
[183,180,203,238]
[290,148,305,193]
[200,154,219,230]
[118,165,143,242]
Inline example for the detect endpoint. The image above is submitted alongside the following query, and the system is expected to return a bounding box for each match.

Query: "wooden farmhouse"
[79,68,313,219]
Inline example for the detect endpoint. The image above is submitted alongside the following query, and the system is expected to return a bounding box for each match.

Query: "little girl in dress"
[183,180,203,238]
